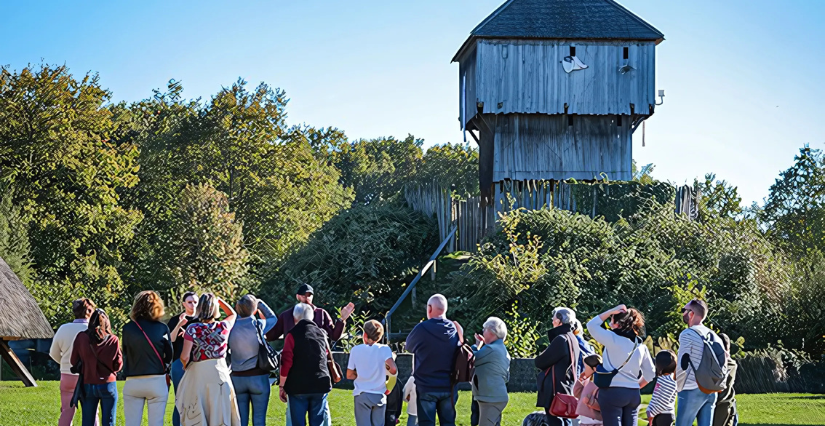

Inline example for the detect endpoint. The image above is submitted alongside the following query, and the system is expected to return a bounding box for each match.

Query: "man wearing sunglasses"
[675,300,725,426]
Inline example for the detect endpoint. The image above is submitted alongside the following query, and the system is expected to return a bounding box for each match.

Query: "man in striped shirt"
[675,300,719,426]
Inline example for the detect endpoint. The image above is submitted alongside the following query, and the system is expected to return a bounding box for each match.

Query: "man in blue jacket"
[405,294,464,426]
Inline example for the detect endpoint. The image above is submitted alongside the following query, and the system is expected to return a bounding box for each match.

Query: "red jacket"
[71,332,123,384]
[265,305,344,342]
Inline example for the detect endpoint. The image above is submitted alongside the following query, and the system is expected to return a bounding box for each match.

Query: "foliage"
[759,145,825,258]
[335,309,372,353]
[413,143,479,196]
[502,301,542,359]
[450,202,791,354]
[160,184,250,300]
[261,203,439,314]
[0,64,142,327]
[632,161,657,184]
[694,173,744,220]
[0,186,32,286]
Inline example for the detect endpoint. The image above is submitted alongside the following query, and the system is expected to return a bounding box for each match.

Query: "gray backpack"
[688,329,729,394]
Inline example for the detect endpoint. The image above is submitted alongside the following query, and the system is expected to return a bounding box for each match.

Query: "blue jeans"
[676,389,717,426]
[289,393,328,426]
[171,359,185,426]
[287,397,331,426]
[81,382,118,426]
[416,390,458,426]
[232,374,271,426]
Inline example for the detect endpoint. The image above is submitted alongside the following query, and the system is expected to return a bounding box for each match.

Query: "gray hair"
[553,307,576,326]
[293,303,314,322]
[427,294,448,314]
[483,316,507,340]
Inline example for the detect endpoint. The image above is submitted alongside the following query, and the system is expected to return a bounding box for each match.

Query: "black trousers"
[652,413,675,426]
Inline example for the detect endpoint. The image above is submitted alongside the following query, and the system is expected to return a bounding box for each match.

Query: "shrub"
[261,203,439,314]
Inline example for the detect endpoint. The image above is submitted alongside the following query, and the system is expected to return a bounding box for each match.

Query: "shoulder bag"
[594,337,639,389]
[69,359,85,408]
[253,318,280,372]
[324,337,343,384]
[134,321,171,388]
[548,333,580,419]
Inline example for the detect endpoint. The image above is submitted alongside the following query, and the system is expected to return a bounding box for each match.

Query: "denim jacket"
[471,339,511,403]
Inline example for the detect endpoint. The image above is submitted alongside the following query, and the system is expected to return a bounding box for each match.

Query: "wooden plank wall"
[406,181,697,253]
[488,113,633,182]
[469,39,656,116]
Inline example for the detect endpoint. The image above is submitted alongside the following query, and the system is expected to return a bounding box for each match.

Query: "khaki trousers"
[123,375,169,426]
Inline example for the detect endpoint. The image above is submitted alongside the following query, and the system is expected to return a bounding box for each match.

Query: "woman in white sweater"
[49,298,97,426]
[586,305,655,426]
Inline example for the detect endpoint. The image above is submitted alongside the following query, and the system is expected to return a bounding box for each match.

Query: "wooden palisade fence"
[405,180,699,253]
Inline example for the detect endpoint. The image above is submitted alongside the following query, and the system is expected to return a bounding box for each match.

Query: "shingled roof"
[454,0,664,61]
[0,257,53,340]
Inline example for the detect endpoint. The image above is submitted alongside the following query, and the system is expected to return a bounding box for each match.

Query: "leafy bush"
[261,203,439,314]
[449,203,792,354]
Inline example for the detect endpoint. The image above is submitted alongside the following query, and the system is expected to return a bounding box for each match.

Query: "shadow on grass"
[787,395,825,400]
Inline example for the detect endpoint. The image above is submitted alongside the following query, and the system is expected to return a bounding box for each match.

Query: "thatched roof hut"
[0,256,53,340]
[0,256,53,387]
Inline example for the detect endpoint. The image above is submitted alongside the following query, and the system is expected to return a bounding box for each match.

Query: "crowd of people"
[48,286,739,426]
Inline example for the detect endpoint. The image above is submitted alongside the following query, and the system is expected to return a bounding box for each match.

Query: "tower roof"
[0,257,53,340]
[453,0,664,61]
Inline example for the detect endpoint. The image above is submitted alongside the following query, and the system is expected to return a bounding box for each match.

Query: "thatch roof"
[0,256,54,340]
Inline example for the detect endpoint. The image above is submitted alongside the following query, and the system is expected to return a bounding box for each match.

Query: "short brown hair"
[363,320,384,342]
[612,308,646,337]
[687,299,708,319]
[655,350,677,376]
[130,291,165,322]
[72,298,95,320]
[236,294,259,318]
[197,293,220,322]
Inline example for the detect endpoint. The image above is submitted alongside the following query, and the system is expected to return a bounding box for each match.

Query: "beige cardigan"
[573,378,602,421]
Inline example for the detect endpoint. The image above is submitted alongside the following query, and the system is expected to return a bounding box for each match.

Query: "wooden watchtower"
[453,0,665,206]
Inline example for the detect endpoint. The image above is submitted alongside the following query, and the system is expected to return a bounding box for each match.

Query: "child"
[347,320,399,426]
[574,354,603,426]
[647,350,678,426]
[402,376,417,426]
[385,353,402,426]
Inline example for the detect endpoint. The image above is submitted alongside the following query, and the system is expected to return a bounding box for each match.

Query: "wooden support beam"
[0,339,37,387]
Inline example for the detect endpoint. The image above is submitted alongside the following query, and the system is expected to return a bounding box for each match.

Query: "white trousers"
[123,375,169,426]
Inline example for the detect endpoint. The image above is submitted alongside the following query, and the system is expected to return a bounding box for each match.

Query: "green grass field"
[0,381,823,426]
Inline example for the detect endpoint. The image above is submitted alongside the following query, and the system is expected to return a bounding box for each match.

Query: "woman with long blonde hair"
[122,291,174,426]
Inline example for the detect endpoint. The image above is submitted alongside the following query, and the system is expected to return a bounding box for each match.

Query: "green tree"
[759,145,825,258]
[694,173,744,219]
[0,186,33,286]
[0,64,142,326]
[334,135,423,204]
[414,143,479,195]
[162,184,250,299]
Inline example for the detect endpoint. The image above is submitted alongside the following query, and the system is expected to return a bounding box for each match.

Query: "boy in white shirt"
[347,320,398,426]
[403,376,417,426]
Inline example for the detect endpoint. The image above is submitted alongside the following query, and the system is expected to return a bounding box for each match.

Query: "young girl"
[574,354,603,426]
[647,350,678,426]
[347,320,399,426]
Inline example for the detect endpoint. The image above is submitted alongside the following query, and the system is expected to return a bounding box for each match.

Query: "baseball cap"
[296,284,314,296]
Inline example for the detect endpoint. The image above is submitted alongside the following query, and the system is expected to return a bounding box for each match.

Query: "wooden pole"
[0,340,37,387]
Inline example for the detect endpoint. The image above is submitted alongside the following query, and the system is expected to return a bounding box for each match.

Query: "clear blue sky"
[2,1,823,205]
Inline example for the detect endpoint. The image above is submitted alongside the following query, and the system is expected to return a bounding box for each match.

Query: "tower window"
[568,115,574,126]
[569,46,576,56]
[617,115,623,126]
[623,47,629,60]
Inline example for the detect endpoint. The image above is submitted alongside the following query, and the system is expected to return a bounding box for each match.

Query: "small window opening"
[569,46,576,56]
[568,115,574,126]
[617,115,623,126]
[623,47,629,60]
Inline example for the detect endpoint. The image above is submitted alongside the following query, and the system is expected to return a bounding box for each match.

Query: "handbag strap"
[88,339,114,375]
[605,336,640,373]
[134,320,167,371]
[253,318,267,345]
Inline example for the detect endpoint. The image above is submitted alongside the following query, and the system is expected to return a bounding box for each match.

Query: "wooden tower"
[453,0,665,205]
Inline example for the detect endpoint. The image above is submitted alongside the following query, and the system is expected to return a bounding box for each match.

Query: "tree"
[759,145,825,257]
[162,184,250,299]
[333,135,423,204]
[0,64,142,326]
[414,143,479,195]
[0,185,32,286]
[694,173,744,220]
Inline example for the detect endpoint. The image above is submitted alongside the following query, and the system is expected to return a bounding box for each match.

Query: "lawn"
[0,381,823,426]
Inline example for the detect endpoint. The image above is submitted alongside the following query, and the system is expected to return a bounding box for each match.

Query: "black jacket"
[535,324,580,411]
[285,320,332,395]
[122,319,173,377]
